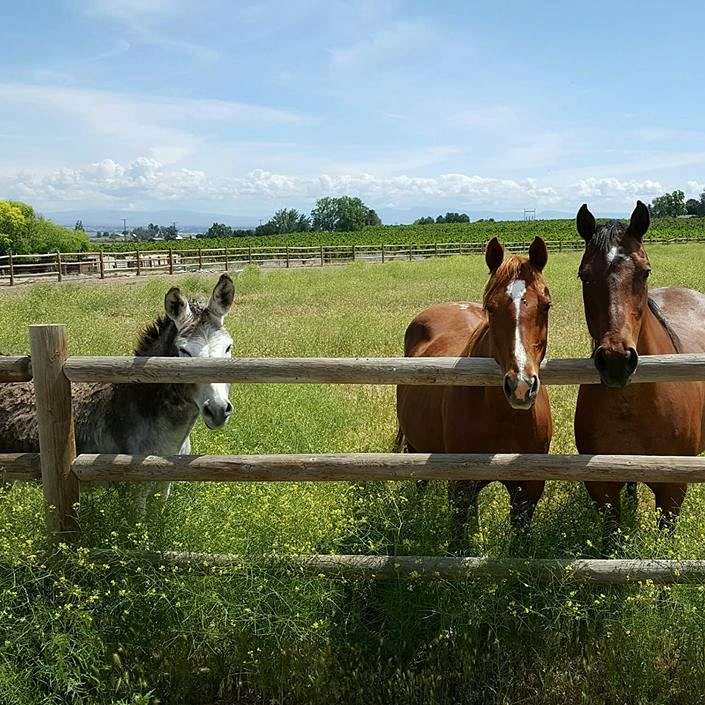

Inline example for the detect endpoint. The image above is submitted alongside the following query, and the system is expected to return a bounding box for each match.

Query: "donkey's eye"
[225,344,232,354]
[641,268,651,280]
[179,348,192,357]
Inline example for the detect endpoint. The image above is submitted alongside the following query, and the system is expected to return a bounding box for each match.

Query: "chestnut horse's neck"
[462,318,491,358]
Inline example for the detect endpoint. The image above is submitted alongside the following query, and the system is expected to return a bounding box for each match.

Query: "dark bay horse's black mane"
[587,220,683,354]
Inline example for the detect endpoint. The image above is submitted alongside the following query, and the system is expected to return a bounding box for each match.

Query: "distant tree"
[311,196,378,232]
[443,212,470,223]
[413,216,435,225]
[269,208,311,234]
[74,219,84,231]
[650,190,686,218]
[435,215,446,223]
[161,224,179,241]
[205,222,234,239]
[686,199,701,216]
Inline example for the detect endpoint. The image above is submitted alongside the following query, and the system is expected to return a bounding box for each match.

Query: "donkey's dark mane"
[134,298,208,356]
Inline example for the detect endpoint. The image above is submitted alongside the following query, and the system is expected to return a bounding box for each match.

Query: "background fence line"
[4,331,705,582]
[1,234,703,285]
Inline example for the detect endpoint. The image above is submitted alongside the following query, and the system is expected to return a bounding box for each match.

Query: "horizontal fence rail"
[63,353,705,386]
[100,552,705,584]
[0,453,42,482]
[1,234,703,285]
[72,452,705,484]
[0,356,32,382]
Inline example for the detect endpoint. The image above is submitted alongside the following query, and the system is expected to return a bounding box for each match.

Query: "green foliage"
[650,190,687,218]
[311,196,379,232]
[0,200,90,255]
[99,216,705,254]
[2,249,705,701]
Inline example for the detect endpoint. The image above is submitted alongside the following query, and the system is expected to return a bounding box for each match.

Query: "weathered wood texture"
[0,356,32,382]
[29,326,79,537]
[90,551,705,584]
[71,451,705,484]
[0,453,42,482]
[62,353,705,386]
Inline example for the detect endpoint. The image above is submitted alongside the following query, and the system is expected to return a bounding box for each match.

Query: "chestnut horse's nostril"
[503,375,514,400]
[594,346,608,374]
[529,375,540,398]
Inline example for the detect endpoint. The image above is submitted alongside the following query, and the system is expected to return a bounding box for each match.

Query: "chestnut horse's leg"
[505,481,545,532]
[585,481,623,551]
[448,480,482,552]
[651,483,688,531]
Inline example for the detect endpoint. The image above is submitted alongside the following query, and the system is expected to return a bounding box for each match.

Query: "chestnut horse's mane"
[464,255,546,355]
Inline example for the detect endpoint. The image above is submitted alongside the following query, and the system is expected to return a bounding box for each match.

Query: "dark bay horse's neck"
[636,298,680,356]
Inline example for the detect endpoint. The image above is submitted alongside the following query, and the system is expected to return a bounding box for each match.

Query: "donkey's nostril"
[224,400,234,416]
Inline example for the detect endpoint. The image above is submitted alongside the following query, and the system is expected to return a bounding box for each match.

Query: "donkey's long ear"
[208,274,235,323]
[627,200,650,241]
[529,237,548,272]
[485,237,504,273]
[576,204,596,241]
[165,287,192,328]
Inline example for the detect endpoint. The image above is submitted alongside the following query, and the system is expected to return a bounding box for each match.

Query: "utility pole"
[122,218,128,235]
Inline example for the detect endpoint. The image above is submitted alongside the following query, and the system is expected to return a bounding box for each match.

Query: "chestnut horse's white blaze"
[506,278,532,397]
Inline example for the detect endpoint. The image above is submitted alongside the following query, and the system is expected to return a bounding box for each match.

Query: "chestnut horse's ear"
[576,204,596,241]
[529,236,548,272]
[627,200,650,241]
[485,237,504,273]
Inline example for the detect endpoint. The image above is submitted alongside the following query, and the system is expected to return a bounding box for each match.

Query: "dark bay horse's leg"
[505,481,545,532]
[448,480,483,553]
[650,482,688,531]
[585,481,623,552]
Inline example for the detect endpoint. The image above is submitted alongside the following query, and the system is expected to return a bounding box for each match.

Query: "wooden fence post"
[381,245,385,264]
[286,247,290,268]
[248,246,252,265]
[409,244,413,261]
[136,249,141,276]
[8,251,14,286]
[320,245,324,266]
[198,248,203,270]
[56,252,62,282]
[29,324,79,539]
[352,244,356,261]
[434,243,439,258]
[224,246,229,272]
[98,249,105,279]
[168,248,174,275]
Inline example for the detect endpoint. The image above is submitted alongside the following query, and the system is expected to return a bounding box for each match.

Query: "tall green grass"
[1,245,705,703]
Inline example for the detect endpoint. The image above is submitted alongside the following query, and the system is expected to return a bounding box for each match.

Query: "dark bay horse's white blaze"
[574,201,705,543]
[0,273,237,517]
[396,237,553,549]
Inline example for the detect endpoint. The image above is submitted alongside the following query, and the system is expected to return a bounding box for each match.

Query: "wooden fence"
[7,327,705,583]
[1,234,704,285]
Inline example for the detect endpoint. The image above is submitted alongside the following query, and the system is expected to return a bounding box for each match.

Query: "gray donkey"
[0,273,236,513]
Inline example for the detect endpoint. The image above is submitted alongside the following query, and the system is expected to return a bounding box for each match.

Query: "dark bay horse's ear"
[208,273,235,323]
[627,200,650,241]
[576,204,596,241]
[485,237,504,273]
[529,237,548,272]
[165,287,192,329]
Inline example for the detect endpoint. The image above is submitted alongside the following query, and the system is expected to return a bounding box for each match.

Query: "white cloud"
[1,157,667,213]
[0,83,313,165]
[687,181,705,196]
[79,0,188,20]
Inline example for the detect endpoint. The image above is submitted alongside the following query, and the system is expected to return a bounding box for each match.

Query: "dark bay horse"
[0,274,236,513]
[396,238,553,547]
[574,201,705,541]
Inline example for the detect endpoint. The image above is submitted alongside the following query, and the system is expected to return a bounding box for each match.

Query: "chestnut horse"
[396,238,553,548]
[574,201,705,542]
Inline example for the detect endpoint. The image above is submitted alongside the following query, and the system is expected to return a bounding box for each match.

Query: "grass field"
[2,245,705,703]
[100,216,705,252]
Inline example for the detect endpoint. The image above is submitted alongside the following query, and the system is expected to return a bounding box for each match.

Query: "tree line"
[414,212,471,225]
[650,189,705,218]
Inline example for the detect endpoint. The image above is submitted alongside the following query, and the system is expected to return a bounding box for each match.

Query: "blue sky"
[1,0,704,220]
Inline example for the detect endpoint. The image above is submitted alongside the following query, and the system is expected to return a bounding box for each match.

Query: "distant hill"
[43,209,261,232]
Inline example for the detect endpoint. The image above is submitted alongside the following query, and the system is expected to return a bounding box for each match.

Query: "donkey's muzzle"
[503,372,540,410]
[594,345,638,388]
[202,399,234,429]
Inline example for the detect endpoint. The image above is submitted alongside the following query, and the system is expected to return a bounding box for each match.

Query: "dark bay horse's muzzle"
[594,345,638,388]
[503,371,540,409]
